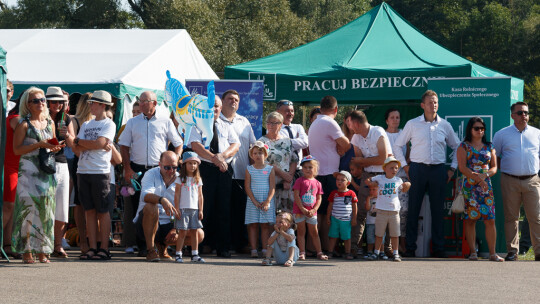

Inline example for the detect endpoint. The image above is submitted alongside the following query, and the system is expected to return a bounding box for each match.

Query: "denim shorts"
[295,214,318,225]
[175,208,203,230]
[365,224,376,244]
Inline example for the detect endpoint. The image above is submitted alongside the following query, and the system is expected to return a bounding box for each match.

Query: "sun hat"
[333,170,352,183]
[300,155,317,165]
[250,141,269,157]
[182,151,201,164]
[88,90,113,106]
[45,86,67,101]
[382,156,401,169]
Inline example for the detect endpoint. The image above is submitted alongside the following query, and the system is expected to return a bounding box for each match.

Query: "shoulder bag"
[25,117,56,174]
[451,174,465,214]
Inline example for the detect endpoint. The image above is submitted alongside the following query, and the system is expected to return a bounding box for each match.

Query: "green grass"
[519,248,536,261]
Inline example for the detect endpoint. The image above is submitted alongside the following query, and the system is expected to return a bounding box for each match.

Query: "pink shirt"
[307,115,344,175]
[293,177,323,215]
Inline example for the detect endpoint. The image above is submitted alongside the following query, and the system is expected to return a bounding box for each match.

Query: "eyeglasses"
[277,100,293,107]
[30,98,47,104]
[472,126,485,131]
[163,165,178,171]
[49,100,65,105]
[266,121,281,126]
[139,99,156,103]
[514,110,529,116]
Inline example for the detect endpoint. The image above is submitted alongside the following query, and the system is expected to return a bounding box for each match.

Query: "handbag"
[25,117,56,174]
[451,174,465,214]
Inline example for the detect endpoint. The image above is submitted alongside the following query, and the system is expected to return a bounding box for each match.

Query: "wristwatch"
[74,137,80,145]
[158,197,163,205]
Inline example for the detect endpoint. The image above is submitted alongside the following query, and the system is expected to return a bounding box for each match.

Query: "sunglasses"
[514,110,529,116]
[30,98,47,104]
[277,100,293,107]
[139,99,156,103]
[49,100,65,105]
[163,165,178,171]
[472,126,485,131]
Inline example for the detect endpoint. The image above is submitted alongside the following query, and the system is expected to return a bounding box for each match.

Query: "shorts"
[328,216,352,240]
[375,209,400,238]
[295,214,318,225]
[175,208,203,230]
[365,224,375,244]
[107,183,116,216]
[135,209,174,244]
[77,173,111,213]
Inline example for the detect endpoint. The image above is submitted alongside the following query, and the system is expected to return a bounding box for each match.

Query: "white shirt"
[220,113,256,179]
[372,175,403,211]
[307,115,345,176]
[118,113,183,167]
[187,119,240,163]
[280,123,308,168]
[493,124,540,176]
[176,176,203,209]
[386,130,406,157]
[77,118,116,174]
[133,167,179,225]
[351,125,392,173]
[394,114,460,168]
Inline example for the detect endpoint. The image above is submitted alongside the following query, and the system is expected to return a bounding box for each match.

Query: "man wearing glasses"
[493,102,540,262]
[118,91,183,255]
[276,99,309,173]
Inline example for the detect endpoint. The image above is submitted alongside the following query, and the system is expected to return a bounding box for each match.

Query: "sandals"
[490,254,504,262]
[468,252,478,261]
[79,248,97,260]
[52,249,68,258]
[23,253,35,264]
[262,258,272,266]
[284,259,294,267]
[38,253,50,264]
[251,250,259,258]
[92,248,111,260]
[317,252,329,260]
[299,252,306,260]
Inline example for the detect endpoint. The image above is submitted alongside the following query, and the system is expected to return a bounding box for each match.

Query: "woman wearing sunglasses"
[46,86,75,258]
[11,87,64,264]
[456,117,503,262]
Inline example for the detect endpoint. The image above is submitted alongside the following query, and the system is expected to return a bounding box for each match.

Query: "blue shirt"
[493,124,540,176]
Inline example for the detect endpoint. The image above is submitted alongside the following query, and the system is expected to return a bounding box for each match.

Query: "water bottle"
[58,119,66,139]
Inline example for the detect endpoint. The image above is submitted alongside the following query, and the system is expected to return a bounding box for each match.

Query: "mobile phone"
[48,138,60,145]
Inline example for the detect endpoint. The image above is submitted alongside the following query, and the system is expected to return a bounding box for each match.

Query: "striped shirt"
[329,189,358,221]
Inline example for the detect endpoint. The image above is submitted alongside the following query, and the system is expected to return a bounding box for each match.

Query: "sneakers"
[251,250,259,258]
[61,238,71,250]
[392,254,402,262]
[175,255,184,263]
[125,246,135,254]
[379,252,389,260]
[146,249,160,262]
[191,255,206,263]
[365,253,377,261]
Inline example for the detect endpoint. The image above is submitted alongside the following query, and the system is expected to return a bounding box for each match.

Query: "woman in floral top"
[258,112,298,212]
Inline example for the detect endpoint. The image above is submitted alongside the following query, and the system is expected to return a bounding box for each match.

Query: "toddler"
[365,156,411,262]
[293,155,328,260]
[244,141,276,258]
[174,152,205,263]
[364,186,379,260]
[349,162,367,257]
[262,211,299,266]
[326,171,358,259]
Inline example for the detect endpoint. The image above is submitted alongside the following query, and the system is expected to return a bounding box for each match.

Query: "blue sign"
[185,79,264,138]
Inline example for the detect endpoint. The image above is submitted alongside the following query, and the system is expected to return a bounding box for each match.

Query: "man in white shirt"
[493,102,540,261]
[118,91,183,254]
[70,90,117,260]
[307,95,350,252]
[276,99,309,169]
[394,90,460,258]
[189,96,240,257]
[347,110,391,256]
[220,89,256,253]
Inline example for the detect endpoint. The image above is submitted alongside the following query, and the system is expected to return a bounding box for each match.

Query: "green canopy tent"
[1,44,8,259]
[225,3,524,119]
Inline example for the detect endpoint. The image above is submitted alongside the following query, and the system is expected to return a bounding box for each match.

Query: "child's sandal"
[298,252,306,260]
[284,259,294,267]
[490,254,504,262]
[262,258,272,266]
[317,252,329,260]
[468,252,478,261]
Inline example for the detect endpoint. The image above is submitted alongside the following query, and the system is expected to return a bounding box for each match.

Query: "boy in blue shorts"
[326,171,358,259]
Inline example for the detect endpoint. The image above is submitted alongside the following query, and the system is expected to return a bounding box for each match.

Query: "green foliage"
[525,76,540,127]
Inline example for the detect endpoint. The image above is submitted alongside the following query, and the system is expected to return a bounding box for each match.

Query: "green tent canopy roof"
[225,3,523,104]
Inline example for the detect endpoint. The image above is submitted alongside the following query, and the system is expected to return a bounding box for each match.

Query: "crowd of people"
[2,79,540,266]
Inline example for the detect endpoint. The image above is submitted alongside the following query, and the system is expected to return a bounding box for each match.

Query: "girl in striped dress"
[245,141,276,258]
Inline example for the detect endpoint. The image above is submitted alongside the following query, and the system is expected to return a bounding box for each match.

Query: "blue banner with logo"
[185,79,264,138]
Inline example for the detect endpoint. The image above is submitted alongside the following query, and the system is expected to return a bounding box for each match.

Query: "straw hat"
[249,141,269,157]
[88,90,113,106]
[382,156,401,169]
[45,86,66,101]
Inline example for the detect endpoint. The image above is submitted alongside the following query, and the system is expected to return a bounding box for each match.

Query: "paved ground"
[2,249,539,303]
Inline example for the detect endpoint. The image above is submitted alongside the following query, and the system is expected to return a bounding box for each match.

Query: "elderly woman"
[258,112,298,212]
[12,87,64,264]
[457,117,502,262]
[46,86,75,258]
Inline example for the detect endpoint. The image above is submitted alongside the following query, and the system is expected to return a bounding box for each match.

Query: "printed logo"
[249,72,276,100]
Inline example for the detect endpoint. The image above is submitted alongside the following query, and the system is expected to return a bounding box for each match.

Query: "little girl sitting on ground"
[262,211,299,267]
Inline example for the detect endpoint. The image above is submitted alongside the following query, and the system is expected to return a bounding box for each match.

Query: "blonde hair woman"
[12,87,64,264]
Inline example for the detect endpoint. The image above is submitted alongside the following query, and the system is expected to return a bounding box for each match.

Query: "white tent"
[0,29,218,125]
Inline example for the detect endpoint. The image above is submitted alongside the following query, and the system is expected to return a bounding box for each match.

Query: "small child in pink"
[293,155,328,260]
